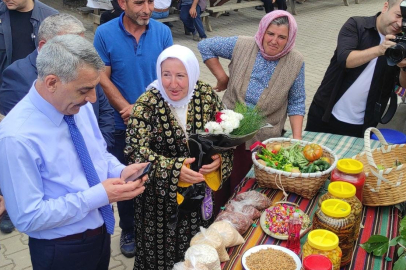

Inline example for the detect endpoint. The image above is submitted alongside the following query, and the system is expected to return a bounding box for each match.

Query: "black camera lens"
[385,42,406,66]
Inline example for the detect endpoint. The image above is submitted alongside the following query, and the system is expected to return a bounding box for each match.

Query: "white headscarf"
[147,44,200,108]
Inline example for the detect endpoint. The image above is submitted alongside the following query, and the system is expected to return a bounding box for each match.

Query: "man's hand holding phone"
[102,163,150,203]
[122,163,151,183]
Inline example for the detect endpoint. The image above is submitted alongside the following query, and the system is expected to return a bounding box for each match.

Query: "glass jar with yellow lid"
[312,199,356,267]
[330,159,365,202]
[302,229,342,270]
[318,181,362,239]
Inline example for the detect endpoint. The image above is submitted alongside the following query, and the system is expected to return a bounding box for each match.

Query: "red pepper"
[272,150,278,154]
[275,162,278,166]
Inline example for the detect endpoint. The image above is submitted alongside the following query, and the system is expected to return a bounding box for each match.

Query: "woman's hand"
[214,76,229,92]
[199,155,221,175]
[119,103,134,125]
[189,6,197,18]
[180,158,205,184]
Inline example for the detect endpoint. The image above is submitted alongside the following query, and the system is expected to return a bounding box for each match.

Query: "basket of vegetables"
[352,127,406,206]
[252,138,338,199]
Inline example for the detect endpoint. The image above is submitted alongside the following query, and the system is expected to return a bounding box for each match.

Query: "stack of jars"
[312,199,356,267]
[319,181,363,239]
[303,181,363,268]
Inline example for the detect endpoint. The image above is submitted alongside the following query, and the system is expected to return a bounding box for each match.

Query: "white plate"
[241,244,302,270]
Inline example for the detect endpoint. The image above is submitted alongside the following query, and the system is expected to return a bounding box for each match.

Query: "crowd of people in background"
[0,0,406,269]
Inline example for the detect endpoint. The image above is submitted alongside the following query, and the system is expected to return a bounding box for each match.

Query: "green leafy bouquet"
[189,103,267,169]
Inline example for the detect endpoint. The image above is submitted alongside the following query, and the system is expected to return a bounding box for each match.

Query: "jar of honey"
[330,159,366,202]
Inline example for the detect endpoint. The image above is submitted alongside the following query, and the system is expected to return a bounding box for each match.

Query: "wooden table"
[221,131,402,270]
[288,0,361,15]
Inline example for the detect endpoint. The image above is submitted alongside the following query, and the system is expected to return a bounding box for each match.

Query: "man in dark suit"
[0,13,115,149]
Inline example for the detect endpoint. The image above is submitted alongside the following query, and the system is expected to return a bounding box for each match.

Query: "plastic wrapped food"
[209,221,245,248]
[185,244,221,270]
[215,210,253,235]
[226,200,261,220]
[235,190,272,210]
[190,227,229,262]
[173,257,209,270]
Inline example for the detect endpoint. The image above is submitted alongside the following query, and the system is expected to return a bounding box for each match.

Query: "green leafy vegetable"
[360,235,389,256]
[394,256,406,270]
[361,216,406,267]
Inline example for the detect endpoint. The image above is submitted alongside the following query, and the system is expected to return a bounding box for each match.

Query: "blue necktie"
[64,115,115,234]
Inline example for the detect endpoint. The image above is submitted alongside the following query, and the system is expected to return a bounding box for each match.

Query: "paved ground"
[0,0,387,269]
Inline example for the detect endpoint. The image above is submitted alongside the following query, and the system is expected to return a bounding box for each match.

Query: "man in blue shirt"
[0,0,58,235]
[94,0,173,257]
[0,34,147,270]
[0,13,115,150]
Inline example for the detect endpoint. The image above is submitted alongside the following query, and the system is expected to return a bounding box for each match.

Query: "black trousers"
[29,232,111,270]
[262,0,287,13]
[305,102,364,138]
[111,129,135,232]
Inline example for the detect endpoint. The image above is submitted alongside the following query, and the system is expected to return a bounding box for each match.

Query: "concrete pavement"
[0,0,387,268]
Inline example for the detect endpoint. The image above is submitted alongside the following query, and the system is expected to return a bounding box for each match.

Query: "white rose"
[204,122,222,133]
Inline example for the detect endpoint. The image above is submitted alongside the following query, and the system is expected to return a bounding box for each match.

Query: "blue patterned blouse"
[198,36,305,116]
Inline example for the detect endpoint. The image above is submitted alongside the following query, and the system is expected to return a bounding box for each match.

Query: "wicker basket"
[252,138,338,199]
[352,127,406,206]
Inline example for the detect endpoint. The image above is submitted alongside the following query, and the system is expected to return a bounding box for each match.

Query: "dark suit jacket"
[0,50,115,149]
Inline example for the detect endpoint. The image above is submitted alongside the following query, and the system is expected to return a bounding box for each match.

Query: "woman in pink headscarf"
[198,10,305,215]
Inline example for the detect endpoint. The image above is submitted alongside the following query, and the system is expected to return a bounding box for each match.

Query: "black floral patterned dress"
[125,81,233,270]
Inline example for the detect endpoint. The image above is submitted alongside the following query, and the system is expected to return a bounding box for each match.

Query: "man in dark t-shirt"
[9,9,36,63]
[306,0,406,137]
[0,0,57,84]
[0,0,57,235]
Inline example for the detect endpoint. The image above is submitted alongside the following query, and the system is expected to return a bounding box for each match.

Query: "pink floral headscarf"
[254,10,297,61]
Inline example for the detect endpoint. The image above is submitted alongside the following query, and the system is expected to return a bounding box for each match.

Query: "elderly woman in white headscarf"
[125,45,233,270]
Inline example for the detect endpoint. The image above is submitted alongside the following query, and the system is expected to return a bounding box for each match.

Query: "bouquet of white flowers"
[188,103,270,171]
[204,110,243,134]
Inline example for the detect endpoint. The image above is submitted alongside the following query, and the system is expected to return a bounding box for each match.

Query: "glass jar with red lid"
[303,254,333,270]
[330,159,365,202]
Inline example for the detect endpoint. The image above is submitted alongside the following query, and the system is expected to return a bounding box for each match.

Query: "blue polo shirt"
[94,14,173,130]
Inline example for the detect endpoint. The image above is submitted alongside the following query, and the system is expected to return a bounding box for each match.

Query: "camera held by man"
[386,0,406,65]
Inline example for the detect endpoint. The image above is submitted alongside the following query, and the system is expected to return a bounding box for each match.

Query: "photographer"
[306,0,406,138]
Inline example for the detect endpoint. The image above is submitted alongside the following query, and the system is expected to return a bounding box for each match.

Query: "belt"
[54,225,105,241]
[154,7,169,12]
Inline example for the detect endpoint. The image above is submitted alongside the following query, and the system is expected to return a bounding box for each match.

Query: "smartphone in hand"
[125,163,152,183]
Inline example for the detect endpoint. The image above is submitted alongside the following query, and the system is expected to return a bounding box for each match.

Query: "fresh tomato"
[303,144,323,162]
